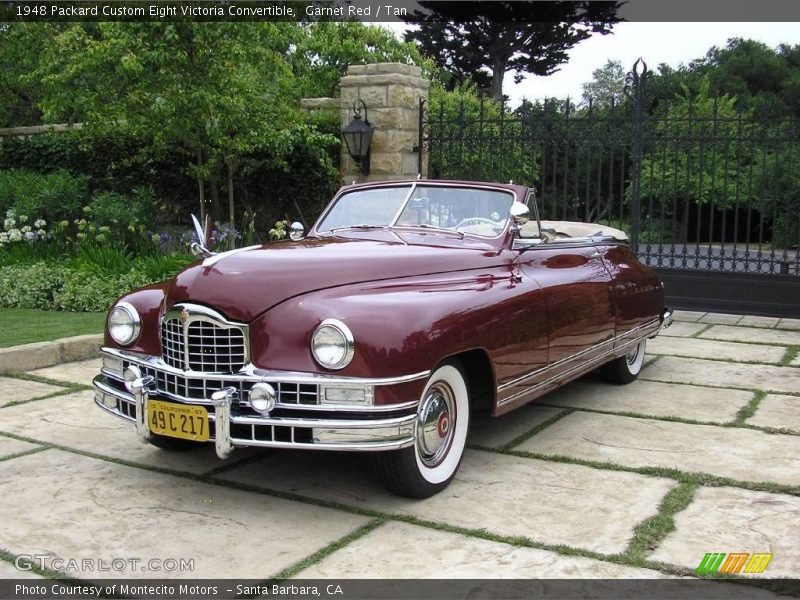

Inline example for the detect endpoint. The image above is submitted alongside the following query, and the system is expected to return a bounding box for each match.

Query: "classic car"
[94,179,672,498]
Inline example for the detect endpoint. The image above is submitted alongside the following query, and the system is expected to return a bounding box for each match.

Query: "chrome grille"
[161,315,247,373]
[120,359,320,406]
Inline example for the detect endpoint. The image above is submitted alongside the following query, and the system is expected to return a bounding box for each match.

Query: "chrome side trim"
[101,347,429,387]
[496,333,650,407]
[497,317,659,393]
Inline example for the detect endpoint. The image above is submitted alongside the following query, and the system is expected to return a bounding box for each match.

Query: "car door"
[522,239,616,387]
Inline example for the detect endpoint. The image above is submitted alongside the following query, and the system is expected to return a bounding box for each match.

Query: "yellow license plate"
[147,400,209,442]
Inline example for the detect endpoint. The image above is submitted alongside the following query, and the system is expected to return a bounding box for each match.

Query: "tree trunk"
[490,56,508,103]
[227,161,235,227]
[196,149,206,222]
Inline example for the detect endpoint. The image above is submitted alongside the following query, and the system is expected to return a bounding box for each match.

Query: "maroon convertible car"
[94,180,672,498]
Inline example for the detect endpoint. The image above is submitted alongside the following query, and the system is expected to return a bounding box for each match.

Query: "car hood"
[166,234,509,322]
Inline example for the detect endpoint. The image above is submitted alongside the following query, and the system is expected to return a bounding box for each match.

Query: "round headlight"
[108,302,141,346]
[311,319,354,370]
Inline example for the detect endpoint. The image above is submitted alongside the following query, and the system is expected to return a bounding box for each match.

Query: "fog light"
[123,365,142,394]
[249,383,277,415]
[102,355,124,379]
[321,385,373,406]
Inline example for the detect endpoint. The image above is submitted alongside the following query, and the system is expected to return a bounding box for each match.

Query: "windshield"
[316,184,515,238]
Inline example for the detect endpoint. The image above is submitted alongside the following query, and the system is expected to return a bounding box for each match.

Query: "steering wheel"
[455,217,499,229]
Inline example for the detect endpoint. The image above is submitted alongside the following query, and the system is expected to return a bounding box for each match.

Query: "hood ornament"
[179,308,190,323]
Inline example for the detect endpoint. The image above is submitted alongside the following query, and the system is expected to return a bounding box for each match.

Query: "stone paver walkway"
[0,310,797,590]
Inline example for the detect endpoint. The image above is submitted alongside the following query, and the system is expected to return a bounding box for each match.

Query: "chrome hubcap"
[626,342,642,366]
[417,382,456,468]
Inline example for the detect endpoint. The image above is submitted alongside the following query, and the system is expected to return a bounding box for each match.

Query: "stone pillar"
[339,63,429,184]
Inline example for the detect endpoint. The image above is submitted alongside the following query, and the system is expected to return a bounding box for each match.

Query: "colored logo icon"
[696,552,773,574]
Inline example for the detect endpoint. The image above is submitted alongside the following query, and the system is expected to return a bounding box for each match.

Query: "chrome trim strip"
[101,347,430,387]
[497,317,659,392]
[496,326,657,407]
[201,244,261,268]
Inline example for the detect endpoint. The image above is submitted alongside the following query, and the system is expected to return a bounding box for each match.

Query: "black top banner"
[1,0,800,23]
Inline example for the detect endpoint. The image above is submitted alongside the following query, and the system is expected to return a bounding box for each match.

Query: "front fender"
[249,267,523,380]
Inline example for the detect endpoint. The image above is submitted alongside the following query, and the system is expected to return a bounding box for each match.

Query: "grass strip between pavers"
[1,429,799,586]
[690,324,715,338]
[781,346,799,367]
[269,519,387,581]
[2,370,93,390]
[497,408,575,450]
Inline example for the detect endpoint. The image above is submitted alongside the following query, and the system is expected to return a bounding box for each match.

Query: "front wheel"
[374,361,470,498]
[600,339,647,384]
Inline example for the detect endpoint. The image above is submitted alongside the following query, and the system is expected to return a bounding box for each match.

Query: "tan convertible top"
[521,220,628,242]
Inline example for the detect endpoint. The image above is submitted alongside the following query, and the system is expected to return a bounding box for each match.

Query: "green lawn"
[0,309,105,348]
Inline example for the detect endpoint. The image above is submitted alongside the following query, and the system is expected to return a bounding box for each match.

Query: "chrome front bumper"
[94,350,422,458]
[659,307,674,332]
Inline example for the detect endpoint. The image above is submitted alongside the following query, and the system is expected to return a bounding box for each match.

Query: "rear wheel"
[375,361,470,498]
[147,433,199,452]
[600,339,647,384]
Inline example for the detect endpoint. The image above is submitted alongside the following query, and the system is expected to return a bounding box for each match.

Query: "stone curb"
[0,334,103,374]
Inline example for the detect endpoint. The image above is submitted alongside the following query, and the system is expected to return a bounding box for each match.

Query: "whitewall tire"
[601,339,647,384]
[375,361,470,498]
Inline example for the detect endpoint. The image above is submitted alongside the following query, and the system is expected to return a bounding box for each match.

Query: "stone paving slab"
[0,436,41,459]
[219,449,675,554]
[541,378,752,423]
[777,318,800,331]
[642,356,800,395]
[0,375,64,406]
[649,486,800,578]
[659,322,708,338]
[647,336,786,364]
[746,394,800,433]
[700,325,800,347]
[672,310,706,322]
[0,561,44,579]
[518,412,800,486]
[698,313,744,325]
[0,390,260,475]
[471,404,564,449]
[739,316,780,329]
[27,358,101,387]
[0,449,368,579]
[298,521,669,579]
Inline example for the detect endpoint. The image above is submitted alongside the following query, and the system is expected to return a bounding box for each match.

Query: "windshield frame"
[312,181,520,240]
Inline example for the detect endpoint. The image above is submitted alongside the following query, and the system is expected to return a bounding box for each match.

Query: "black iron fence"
[419,62,800,316]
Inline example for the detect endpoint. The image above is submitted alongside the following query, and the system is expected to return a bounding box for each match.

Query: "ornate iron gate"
[418,61,800,317]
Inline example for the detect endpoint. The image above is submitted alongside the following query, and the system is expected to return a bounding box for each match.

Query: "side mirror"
[190,214,215,257]
[510,202,530,225]
[289,221,305,241]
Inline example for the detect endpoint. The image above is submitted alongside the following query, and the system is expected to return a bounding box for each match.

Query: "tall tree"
[33,22,327,224]
[580,59,626,108]
[404,1,621,102]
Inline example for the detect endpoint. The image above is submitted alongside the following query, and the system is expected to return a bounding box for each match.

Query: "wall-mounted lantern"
[342,99,374,175]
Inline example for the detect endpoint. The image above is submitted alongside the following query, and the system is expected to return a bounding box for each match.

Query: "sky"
[384,22,800,107]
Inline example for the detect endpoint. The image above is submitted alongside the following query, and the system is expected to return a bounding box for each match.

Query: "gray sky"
[385,22,800,106]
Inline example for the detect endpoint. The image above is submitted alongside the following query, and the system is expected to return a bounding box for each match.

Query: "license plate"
[147,400,209,442]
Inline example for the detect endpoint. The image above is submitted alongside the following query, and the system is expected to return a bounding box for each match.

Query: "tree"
[580,59,626,108]
[290,22,423,99]
[33,22,333,224]
[403,1,621,102]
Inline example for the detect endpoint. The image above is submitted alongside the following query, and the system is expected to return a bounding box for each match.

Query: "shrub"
[2,169,89,223]
[0,262,67,309]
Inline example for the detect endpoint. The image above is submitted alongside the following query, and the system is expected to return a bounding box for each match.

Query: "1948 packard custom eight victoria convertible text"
[94,180,672,497]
